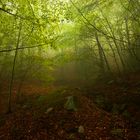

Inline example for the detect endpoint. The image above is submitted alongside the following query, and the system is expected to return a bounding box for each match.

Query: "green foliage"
[0,0,140,81]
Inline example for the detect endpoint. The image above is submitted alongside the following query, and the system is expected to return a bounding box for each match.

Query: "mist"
[0,0,140,139]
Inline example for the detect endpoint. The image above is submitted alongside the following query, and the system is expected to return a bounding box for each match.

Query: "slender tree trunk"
[105,37,121,74]
[125,18,132,55]
[118,24,135,72]
[16,57,34,102]
[101,15,126,72]
[16,68,28,103]
[95,32,112,75]
[7,20,22,113]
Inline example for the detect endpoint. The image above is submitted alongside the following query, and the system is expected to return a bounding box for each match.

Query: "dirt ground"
[0,72,140,140]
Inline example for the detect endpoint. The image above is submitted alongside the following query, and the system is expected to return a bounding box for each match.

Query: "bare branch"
[0,43,48,53]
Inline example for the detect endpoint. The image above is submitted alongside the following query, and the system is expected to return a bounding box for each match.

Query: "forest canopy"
[0,0,140,89]
[0,0,140,83]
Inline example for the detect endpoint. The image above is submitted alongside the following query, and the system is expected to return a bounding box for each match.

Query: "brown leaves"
[0,73,140,139]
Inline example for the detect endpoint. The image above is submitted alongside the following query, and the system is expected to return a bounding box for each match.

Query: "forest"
[0,0,140,139]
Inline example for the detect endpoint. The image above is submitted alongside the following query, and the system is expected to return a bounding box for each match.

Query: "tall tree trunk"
[105,37,121,74]
[100,13,126,72]
[7,20,22,113]
[95,32,112,75]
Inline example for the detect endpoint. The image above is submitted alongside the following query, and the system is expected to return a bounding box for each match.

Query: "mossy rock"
[95,95,112,111]
[64,96,77,111]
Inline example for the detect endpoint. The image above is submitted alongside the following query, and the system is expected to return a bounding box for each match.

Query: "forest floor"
[0,72,140,140]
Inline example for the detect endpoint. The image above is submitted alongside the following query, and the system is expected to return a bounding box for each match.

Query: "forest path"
[0,72,140,139]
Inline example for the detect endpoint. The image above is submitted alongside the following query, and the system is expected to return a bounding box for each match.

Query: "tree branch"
[0,43,48,53]
[69,0,139,46]
[0,7,38,24]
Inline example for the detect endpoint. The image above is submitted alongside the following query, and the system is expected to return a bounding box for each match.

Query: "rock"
[22,105,28,109]
[64,96,77,111]
[78,125,84,133]
[45,107,53,114]
[107,80,114,84]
